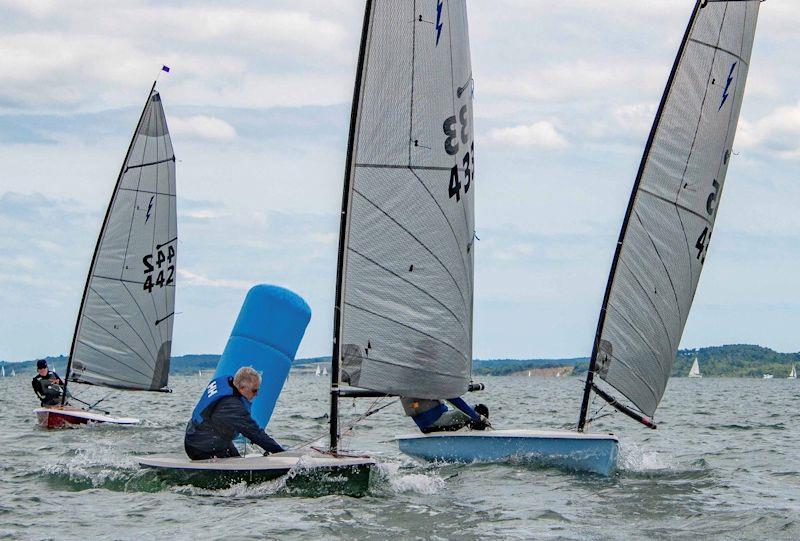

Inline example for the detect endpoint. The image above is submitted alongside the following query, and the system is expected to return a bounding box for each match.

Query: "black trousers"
[184,441,241,460]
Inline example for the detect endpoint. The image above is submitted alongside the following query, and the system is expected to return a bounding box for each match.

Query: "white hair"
[233,366,261,391]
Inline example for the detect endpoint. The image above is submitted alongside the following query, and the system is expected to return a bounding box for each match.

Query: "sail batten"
[581,0,761,422]
[333,0,475,400]
[65,85,177,393]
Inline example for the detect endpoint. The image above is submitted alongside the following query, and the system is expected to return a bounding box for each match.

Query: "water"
[1,374,797,540]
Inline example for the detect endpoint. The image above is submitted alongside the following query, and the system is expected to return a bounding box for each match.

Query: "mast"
[61,81,158,405]
[330,0,374,453]
[577,2,702,431]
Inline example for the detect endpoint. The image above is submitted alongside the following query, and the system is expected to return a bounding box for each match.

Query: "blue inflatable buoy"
[213,285,311,429]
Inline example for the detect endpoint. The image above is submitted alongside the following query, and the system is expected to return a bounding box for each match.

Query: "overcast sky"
[1,0,798,362]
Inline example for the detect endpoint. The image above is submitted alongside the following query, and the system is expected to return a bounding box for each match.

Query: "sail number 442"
[142,246,175,292]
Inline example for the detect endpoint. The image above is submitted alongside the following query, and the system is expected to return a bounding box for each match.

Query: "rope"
[288,397,399,451]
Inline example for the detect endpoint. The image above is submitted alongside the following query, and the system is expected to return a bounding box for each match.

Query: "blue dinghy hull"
[397,429,619,476]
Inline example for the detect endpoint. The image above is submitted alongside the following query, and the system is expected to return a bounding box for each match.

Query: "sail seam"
[352,188,469,314]
[446,1,473,280]
[688,38,749,65]
[89,286,158,364]
[617,257,675,354]
[75,338,154,381]
[344,301,468,363]
[124,156,175,171]
[409,168,473,296]
[82,314,157,372]
[120,99,156,280]
[639,187,711,225]
[633,211,684,340]
[121,281,161,355]
[604,349,661,413]
[675,3,729,283]
[118,188,175,197]
[606,301,668,386]
[356,163,464,172]
[348,353,464,382]
[72,341,150,387]
[408,0,417,165]
[348,247,467,330]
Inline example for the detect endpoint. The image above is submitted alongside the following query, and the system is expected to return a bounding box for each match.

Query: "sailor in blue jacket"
[185,366,284,460]
[401,397,490,433]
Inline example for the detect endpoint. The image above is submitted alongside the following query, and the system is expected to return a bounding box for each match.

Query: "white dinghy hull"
[34,407,140,429]
[137,450,375,496]
[397,429,619,476]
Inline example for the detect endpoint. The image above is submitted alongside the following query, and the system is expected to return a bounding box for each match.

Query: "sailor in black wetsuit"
[31,359,64,407]
[401,397,490,433]
[184,366,284,460]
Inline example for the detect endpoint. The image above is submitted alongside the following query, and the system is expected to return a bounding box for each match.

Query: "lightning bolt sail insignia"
[719,61,737,111]
[145,195,155,223]
[435,0,444,46]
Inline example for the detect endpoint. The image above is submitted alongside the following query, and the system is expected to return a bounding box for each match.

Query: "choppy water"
[0,374,797,540]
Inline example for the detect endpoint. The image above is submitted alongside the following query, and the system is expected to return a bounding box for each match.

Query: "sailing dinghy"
[36,82,177,428]
[688,358,702,378]
[789,365,797,379]
[138,286,375,495]
[399,0,763,475]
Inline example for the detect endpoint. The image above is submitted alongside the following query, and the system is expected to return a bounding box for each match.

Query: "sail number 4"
[142,245,175,292]
[443,104,474,202]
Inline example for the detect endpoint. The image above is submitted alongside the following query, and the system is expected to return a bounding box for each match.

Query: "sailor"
[184,366,284,460]
[31,359,64,407]
[401,397,490,433]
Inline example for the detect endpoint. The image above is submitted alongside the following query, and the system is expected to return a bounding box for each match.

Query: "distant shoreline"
[2,344,797,379]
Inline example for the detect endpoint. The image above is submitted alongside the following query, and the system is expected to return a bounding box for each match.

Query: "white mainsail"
[789,365,797,379]
[580,1,762,428]
[688,358,702,378]
[64,84,177,393]
[333,0,475,400]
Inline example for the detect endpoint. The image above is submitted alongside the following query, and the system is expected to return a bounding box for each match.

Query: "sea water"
[0,374,797,540]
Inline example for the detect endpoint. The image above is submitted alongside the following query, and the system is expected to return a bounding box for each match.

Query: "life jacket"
[190,376,250,426]
[403,396,480,430]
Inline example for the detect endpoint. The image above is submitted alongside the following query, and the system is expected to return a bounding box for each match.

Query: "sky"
[1,0,799,362]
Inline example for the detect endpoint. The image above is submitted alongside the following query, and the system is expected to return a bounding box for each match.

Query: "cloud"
[170,115,237,141]
[177,269,250,290]
[487,121,568,149]
[736,101,800,158]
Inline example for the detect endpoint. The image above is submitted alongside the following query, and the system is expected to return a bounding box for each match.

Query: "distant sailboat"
[762,373,773,380]
[1,365,5,378]
[789,365,797,379]
[10,369,15,377]
[322,366,328,377]
[315,365,321,377]
[688,358,702,378]
[35,81,177,428]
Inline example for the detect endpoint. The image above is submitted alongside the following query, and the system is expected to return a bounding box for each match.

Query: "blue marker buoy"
[214,285,311,429]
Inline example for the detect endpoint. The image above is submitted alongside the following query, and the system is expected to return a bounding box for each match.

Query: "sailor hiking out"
[401,397,490,433]
[185,366,284,460]
[31,359,64,407]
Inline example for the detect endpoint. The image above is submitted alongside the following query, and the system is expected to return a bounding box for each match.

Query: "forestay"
[589,0,761,418]
[336,0,475,399]
[67,86,177,391]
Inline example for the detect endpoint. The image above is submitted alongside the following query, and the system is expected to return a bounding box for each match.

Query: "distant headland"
[2,344,797,378]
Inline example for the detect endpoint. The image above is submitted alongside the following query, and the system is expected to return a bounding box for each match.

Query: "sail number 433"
[443,104,474,202]
[142,245,175,292]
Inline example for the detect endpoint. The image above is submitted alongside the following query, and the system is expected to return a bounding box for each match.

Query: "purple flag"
[162,65,170,73]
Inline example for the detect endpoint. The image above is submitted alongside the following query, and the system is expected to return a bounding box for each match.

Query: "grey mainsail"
[580,0,761,426]
[334,0,475,400]
[65,84,177,392]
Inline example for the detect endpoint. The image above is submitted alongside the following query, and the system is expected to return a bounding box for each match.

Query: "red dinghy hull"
[34,407,140,429]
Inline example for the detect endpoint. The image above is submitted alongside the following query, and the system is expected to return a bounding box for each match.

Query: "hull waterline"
[397,429,619,476]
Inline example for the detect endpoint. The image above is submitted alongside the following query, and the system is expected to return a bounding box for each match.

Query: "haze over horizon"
[2,1,799,362]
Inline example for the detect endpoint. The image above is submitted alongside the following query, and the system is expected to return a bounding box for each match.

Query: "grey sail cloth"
[594,1,761,417]
[338,0,475,399]
[69,89,177,391]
